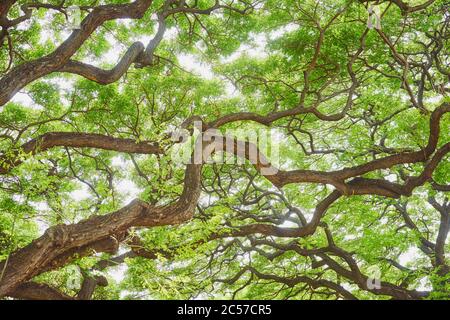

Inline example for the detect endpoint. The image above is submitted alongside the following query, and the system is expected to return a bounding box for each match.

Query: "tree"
[0,0,448,300]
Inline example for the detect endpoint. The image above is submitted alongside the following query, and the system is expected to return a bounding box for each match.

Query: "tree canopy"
[0,0,449,300]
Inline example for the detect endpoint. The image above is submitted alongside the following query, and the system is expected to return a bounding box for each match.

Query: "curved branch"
[209,103,448,197]
[58,42,145,84]
[222,190,341,238]
[0,0,154,106]
[0,150,202,297]
[77,274,108,300]
[231,266,357,300]
[360,0,437,14]
[0,132,163,175]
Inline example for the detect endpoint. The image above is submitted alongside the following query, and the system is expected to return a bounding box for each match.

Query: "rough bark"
[7,282,75,300]
[0,0,153,106]
[0,132,163,175]
[0,154,202,296]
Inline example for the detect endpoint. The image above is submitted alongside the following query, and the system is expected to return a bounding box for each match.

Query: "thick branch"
[0,154,202,296]
[58,42,146,84]
[7,282,75,300]
[0,132,163,175]
[0,0,154,106]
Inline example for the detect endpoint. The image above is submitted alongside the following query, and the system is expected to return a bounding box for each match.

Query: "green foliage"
[0,0,448,300]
